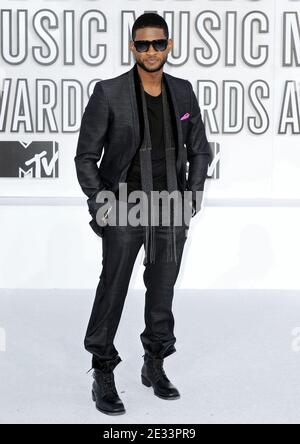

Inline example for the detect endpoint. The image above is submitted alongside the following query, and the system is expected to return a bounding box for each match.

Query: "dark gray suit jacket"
[74,63,212,236]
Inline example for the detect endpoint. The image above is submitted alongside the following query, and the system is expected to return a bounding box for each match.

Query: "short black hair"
[132,13,169,41]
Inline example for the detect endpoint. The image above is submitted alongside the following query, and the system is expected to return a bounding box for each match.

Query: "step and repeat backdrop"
[0,0,299,200]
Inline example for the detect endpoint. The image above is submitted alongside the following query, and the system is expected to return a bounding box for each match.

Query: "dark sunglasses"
[133,39,168,53]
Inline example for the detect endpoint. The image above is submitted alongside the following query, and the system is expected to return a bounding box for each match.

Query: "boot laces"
[102,373,118,396]
[145,356,168,381]
[93,370,118,396]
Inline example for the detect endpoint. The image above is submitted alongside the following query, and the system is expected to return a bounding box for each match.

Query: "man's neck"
[136,64,163,90]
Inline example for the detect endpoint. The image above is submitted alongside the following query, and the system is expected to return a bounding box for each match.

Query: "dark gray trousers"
[84,200,189,370]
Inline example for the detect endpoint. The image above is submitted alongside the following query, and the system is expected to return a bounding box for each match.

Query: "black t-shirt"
[124,90,168,196]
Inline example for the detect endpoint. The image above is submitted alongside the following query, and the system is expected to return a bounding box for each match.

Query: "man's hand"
[191,199,197,217]
[87,189,114,225]
[187,190,204,218]
[186,198,197,218]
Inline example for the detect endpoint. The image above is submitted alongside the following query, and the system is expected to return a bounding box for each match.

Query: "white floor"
[1,288,300,424]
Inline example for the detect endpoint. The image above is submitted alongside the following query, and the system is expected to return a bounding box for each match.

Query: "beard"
[136,57,167,73]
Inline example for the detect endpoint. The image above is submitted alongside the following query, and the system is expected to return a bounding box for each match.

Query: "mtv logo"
[0,141,59,178]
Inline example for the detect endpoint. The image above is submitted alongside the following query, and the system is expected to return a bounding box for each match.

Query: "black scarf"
[138,73,180,265]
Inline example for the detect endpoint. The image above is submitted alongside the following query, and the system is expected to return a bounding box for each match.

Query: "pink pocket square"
[180,112,190,121]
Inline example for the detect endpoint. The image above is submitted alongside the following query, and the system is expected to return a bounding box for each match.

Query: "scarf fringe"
[143,211,178,265]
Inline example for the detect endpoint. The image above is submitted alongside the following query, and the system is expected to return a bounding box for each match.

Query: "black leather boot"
[92,368,125,415]
[90,356,125,415]
[141,353,180,400]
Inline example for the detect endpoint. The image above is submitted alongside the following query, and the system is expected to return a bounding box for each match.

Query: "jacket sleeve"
[74,81,110,199]
[185,81,213,202]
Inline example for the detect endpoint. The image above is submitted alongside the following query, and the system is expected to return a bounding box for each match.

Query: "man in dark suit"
[74,13,212,415]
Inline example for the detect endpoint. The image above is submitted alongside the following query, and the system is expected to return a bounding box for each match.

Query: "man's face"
[129,27,173,73]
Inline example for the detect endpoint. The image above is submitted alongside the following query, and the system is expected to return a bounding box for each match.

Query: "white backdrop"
[0,0,299,289]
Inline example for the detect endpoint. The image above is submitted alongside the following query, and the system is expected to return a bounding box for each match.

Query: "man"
[74,13,212,415]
